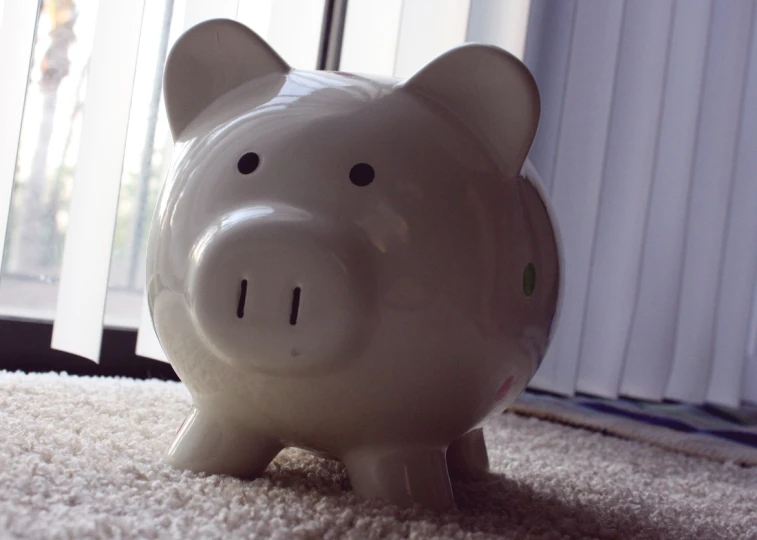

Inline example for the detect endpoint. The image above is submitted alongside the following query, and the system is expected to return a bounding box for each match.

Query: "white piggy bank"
[147,19,561,511]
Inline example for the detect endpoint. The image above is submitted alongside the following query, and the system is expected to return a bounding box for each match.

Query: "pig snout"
[186,204,376,374]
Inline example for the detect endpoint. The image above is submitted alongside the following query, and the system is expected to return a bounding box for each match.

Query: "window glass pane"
[0,0,97,321]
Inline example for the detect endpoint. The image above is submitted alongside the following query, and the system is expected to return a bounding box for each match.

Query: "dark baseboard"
[0,318,179,381]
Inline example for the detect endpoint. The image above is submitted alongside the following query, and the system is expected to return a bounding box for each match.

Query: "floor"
[1,371,755,539]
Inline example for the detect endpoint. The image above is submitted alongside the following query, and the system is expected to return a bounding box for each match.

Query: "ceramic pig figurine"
[146,18,561,511]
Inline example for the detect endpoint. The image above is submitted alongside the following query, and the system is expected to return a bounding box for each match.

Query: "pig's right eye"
[237,152,260,175]
[349,163,374,187]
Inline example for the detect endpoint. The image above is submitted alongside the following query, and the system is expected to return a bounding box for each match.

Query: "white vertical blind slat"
[706,7,757,407]
[745,282,757,404]
[51,0,146,361]
[665,0,754,403]
[620,0,712,401]
[466,0,531,60]
[522,0,575,195]
[236,0,273,41]
[182,0,239,29]
[340,0,404,77]
[575,0,674,398]
[0,0,38,272]
[748,359,757,405]
[393,0,471,78]
[265,0,325,69]
[530,0,624,396]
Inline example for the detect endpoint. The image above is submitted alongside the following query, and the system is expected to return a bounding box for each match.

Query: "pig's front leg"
[446,427,490,479]
[165,406,282,478]
[343,446,455,511]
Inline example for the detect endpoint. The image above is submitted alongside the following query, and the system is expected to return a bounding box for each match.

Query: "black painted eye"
[349,163,374,186]
[237,152,260,174]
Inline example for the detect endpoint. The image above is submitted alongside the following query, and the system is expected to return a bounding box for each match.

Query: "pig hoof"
[447,427,490,479]
[165,406,281,478]
[343,446,455,511]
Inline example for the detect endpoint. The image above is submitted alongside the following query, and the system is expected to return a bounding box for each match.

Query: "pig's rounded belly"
[153,290,531,453]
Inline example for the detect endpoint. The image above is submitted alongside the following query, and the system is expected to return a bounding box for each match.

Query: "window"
[0,0,328,331]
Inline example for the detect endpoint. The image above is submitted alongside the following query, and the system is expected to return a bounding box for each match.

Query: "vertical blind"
[0,0,39,288]
[526,0,757,407]
[0,0,755,407]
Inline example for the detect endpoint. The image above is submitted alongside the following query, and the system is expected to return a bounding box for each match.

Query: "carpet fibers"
[1,372,755,539]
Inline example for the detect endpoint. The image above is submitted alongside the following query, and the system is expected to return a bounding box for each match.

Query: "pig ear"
[402,44,539,177]
[163,18,289,139]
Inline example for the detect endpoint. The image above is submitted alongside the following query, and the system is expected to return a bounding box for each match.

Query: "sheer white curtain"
[1,0,754,407]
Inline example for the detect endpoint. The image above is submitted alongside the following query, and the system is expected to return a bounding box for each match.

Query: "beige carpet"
[1,372,755,539]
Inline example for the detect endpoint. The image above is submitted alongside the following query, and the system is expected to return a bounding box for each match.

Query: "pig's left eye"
[349,163,374,187]
[237,152,260,175]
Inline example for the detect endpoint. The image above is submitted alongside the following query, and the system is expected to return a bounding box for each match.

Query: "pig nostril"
[289,287,301,326]
[237,279,248,319]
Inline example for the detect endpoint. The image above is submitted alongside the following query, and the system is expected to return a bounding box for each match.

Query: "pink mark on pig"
[494,376,515,403]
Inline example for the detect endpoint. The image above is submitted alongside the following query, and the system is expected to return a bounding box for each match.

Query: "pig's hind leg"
[446,427,490,479]
[343,446,455,511]
[165,406,282,478]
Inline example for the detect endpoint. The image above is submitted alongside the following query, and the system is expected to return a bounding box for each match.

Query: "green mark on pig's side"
[523,263,536,297]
